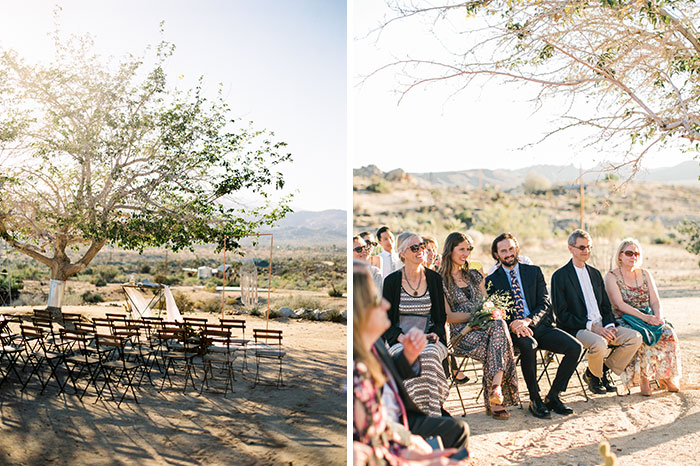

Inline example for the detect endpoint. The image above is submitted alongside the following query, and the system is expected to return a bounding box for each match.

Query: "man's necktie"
[371,345,409,429]
[509,269,527,320]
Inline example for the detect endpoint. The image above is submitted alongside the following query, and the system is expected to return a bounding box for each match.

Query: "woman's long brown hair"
[439,232,478,292]
[353,264,386,387]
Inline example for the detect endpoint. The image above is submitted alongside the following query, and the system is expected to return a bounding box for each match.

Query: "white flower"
[483,301,494,309]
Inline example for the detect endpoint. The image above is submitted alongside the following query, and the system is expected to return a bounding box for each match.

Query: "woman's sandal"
[487,385,510,420]
[659,378,680,392]
[640,377,652,396]
[452,371,469,385]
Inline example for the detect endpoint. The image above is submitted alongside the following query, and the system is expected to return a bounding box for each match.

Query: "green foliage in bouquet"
[467,290,515,330]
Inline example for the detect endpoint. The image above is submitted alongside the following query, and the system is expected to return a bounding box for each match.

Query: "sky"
[0,0,346,212]
[352,0,698,174]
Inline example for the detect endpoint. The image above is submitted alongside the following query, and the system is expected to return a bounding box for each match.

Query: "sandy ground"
[445,289,700,466]
[0,305,347,465]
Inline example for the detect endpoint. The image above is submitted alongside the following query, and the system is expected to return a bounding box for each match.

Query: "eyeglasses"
[622,250,640,258]
[573,245,592,252]
[408,242,426,253]
[353,245,370,253]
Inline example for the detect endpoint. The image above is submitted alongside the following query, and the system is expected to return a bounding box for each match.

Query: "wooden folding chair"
[156,326,199,392]
[0,318,24,388]
[219,318,249,370]
[60,329,102,399]
[251,329,285,387]
[536,348,590,401]
[200,327,237,395]
[93,333,142,407]
[19,324,67,395]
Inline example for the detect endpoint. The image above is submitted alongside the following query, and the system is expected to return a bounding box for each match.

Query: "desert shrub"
[204,277,223,292]
[13,263,47,281]
[328,284,344,298]
[0,273,23,304]
[139,263,151,274]
[456,210,475,229]
[197,296,221,314]
[367,178,391,194]
[81,291,104,303]
[590,216,624,240]
[277,295,322,310]
[678,220,700,265]
[182,276,201,286]
[91,276,107,287]
[152,273,180,286]
[92,265,120,283]
[172,291,195,314]
[473,203,552,239]
[523,171,551,194]
[653,235,672,245]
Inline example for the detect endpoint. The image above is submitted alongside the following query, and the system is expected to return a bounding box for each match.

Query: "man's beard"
[500,255,518,267]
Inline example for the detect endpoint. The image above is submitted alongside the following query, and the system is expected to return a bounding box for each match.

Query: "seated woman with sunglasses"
[382,232,450,417]
[439,232,519,420]
[353,235,384,292]
[604,238,682,395]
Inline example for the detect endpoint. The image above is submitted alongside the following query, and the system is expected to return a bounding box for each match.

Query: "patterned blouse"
[443,269,484,333]
[353,361,404,466]
[611,269,650,319]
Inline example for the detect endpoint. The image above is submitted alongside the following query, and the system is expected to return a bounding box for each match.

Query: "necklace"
[404,271,423,296]
[619,267,641,288]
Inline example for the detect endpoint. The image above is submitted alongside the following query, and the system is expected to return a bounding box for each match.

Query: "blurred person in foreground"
[604,238,682,395]
[353,261,469,465]
[382,232,450,417]
[354,235,383,292]
[440,232,519,420]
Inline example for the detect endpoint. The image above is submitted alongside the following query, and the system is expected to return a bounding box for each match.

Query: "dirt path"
[446,292,700,465]
[0,307,347,465]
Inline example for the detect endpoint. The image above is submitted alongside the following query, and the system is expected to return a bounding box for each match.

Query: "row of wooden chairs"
[0,312,286,403]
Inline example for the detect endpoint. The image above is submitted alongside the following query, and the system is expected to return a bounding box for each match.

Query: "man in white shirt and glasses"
[551,229,642,395]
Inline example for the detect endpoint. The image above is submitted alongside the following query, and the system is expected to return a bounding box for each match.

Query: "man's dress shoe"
[528,399,551,419]
[544,395,574,415]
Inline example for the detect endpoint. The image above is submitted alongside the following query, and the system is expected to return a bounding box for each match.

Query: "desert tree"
[365,0,700,171]
[0,32,292,309]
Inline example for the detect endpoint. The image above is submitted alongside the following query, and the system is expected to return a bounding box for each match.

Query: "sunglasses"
[622,250,640,258]
[573,245,592,252]
[353,245,370,253]
[408,242,426,253]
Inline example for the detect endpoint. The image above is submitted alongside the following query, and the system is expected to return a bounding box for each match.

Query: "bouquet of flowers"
[467,291,514,330]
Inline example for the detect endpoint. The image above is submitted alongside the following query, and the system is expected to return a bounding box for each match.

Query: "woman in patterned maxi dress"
[440,232,519,419]
[604,238,682,395]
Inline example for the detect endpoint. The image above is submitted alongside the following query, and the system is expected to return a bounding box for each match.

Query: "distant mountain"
[398,161,700,188]
[261,209,346,246]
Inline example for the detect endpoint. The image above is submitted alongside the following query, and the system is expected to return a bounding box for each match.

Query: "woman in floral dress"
[439,232,519,419]
[604,238,682,395]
